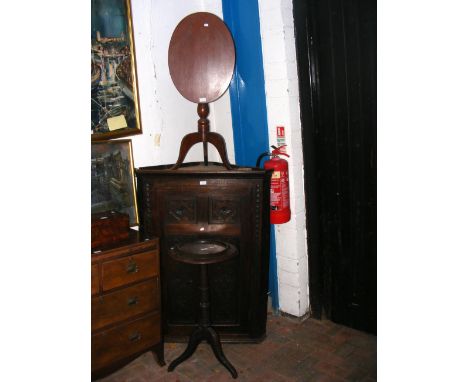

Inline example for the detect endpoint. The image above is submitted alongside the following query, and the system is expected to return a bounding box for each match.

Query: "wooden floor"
[96,313,377,382]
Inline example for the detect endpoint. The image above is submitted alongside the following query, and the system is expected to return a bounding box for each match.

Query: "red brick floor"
[96,313,376,382]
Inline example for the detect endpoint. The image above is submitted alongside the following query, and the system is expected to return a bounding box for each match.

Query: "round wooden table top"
[168,12,235,104]
[169,240,238,265]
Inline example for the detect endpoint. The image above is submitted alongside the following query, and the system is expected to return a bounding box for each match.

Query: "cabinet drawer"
[102,250,159,291]
[91,264,100,296]
[92,278,160,331]
[92,311,161,372]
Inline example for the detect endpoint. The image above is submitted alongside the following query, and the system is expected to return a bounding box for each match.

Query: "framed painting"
[91,139,139,226]
[91,0,142,140]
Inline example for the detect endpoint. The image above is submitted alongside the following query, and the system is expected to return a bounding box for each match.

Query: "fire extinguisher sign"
[276,126,286,153]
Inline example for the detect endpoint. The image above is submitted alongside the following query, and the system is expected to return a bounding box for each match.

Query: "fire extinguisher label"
[282,172,290,208]
[270,170,289,210]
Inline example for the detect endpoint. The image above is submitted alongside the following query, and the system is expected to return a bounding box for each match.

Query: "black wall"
[293,0,377,333]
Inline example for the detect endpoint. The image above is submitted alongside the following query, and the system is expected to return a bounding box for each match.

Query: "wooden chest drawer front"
[102,250,159,292]
[92,311,161,372]
[91,264,100,296]
[92,278,160,331]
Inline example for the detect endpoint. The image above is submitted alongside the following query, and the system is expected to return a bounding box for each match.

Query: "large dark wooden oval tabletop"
[168,12,235,104]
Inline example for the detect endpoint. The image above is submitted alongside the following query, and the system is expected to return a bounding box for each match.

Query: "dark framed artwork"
[91,139,139,226]
[91,0,142,141]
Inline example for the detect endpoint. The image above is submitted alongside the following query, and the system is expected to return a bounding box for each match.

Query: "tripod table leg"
[168,327,204,372]
[206,327,238,378]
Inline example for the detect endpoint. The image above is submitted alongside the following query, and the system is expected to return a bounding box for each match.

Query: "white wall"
[128,0,234,168]
[258,0,309,317]
[126,0,309,318]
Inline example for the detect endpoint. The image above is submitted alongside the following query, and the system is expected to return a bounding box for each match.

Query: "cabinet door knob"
[220,207,232,216]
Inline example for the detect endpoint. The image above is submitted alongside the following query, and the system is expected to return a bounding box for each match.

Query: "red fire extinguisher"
[257,146,291,224]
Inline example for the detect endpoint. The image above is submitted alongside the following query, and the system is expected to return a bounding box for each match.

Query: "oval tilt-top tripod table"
[168,11,235,169]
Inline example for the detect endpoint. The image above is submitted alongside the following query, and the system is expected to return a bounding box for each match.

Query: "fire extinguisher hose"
[256,151,271,168]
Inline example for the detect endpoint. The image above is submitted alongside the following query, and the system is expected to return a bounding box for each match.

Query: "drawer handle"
[128,332,142,343]
[126,260,139,274]
[127,296,139,306]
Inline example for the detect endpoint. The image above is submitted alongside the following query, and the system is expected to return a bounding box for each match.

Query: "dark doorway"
[293,0,376,333]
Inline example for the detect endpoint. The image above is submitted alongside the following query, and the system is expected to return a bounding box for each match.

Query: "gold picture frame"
[91,0,142,141]
[91,139,139,226]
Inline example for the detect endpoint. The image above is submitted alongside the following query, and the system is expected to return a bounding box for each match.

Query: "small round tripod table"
[167,239,238,378]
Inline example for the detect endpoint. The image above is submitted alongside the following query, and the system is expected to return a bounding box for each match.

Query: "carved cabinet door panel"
[154,183,255,340]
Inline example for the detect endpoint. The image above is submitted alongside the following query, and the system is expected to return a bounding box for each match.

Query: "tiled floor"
[97,313,376,382]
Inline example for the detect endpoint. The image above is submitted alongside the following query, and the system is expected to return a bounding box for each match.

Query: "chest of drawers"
[91,231,164,379]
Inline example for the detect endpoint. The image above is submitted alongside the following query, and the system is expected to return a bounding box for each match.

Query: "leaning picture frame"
[91,0,142,141]
[91,139,139,226]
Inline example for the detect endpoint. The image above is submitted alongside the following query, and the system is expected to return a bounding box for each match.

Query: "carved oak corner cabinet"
[136,162,271,343]
[91,231,164,379]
